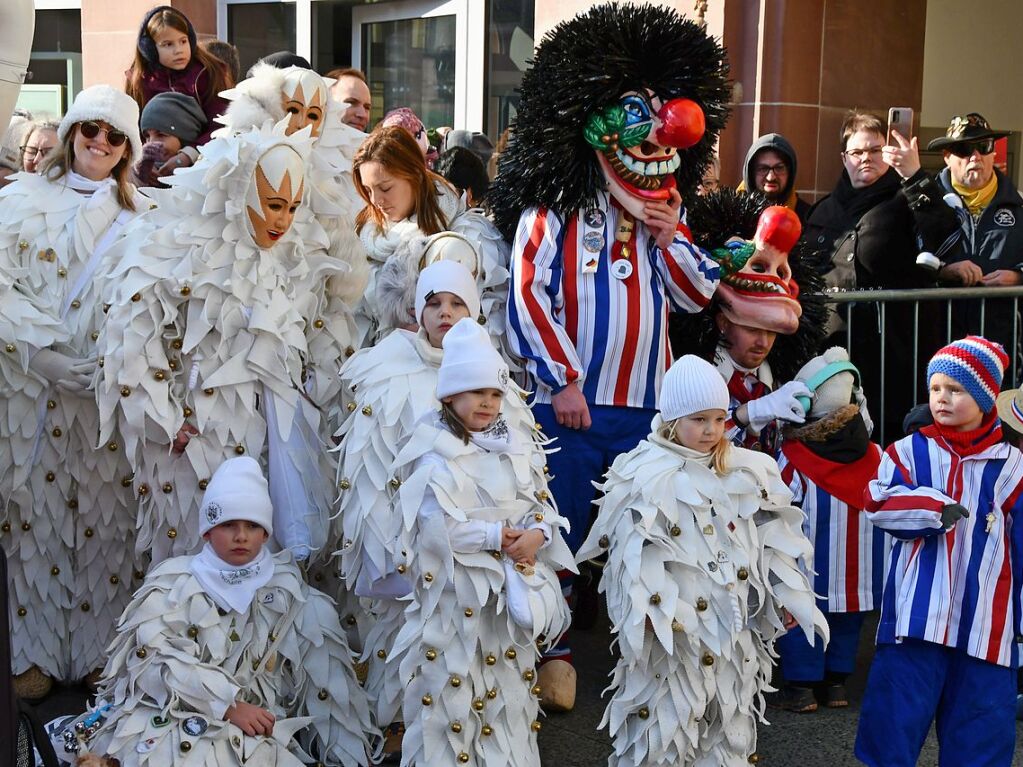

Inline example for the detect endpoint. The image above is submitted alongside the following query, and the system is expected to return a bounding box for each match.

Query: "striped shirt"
[507,194,719,409]
[865,432,1023,667]
[779,448,889,613]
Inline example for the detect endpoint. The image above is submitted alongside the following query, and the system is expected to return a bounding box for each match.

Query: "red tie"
[727,370,768,404]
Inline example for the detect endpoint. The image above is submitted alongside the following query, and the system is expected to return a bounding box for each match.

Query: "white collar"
[189,543,275,614]
[713,344,774,388]
[414,329,445,367]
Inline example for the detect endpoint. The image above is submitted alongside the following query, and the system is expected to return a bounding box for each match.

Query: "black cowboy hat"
[927,112,1009,151]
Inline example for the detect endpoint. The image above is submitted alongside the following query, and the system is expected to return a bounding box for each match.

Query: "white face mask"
[280,69,328,139]
[244,144,305,248]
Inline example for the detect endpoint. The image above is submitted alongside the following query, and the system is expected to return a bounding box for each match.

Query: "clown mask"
[585,90,705,221]
[711,205,802,335]
[280,68,327,138]
[245,145,305,248]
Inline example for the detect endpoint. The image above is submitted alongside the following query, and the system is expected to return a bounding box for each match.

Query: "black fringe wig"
[485,3,731,240]
[669,188,828,383]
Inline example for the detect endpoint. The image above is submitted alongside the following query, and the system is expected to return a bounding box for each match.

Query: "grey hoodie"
[741,132,799,200]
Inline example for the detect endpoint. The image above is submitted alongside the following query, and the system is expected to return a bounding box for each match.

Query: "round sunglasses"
[77,120,129,148]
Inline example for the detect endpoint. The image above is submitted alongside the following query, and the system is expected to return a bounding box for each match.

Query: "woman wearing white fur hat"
[387,317,573,767]
[576,354,828,766]
[215,63,370,322]
[94,121,343,572]
[331,260,545,759]
[76,457,376,766]
[0,84,148,697]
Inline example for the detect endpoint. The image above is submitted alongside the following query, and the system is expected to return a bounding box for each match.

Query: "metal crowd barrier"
[824,285,1023,446]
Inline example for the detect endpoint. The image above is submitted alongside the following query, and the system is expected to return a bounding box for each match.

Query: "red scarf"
[727,370,769,404]
[920,411,1003,457]
[781,439,882,509]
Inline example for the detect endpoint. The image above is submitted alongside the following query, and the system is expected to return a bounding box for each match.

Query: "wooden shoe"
[538,659,576,712]
[13,665,53,701]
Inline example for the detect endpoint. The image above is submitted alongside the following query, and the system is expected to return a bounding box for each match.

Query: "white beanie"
[414,259,481,325]
[660,355,730,420]
[437,318,509,399]
[58,85,144,160]
[198,457,274,536]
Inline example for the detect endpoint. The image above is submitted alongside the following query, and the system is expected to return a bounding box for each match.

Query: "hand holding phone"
[883,107,921,179]
[887,107,914,145]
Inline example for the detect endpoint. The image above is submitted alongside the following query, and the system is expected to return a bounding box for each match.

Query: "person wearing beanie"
[772,348,888,714]
[135,92,207,188]
[75,456,377,766]
[330,263,536,760]
[0,83,149,699]
[577,354,827,766]
[856,335,1023,767]
[389,316,573,767]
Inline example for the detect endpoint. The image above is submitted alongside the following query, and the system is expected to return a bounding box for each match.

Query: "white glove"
[28,349,95,395]
[746,380,812,432]
[854,386,874,436]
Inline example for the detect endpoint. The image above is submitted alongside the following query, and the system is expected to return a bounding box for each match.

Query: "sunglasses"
[948,139,995,158]
[78,121,128,148]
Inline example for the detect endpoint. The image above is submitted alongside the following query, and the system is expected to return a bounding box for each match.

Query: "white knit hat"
[660,355,729,420]
[437,318,509,399]
[58,85,144,160]
[198,457,274,536]
[795,347,859,419]
[414,259,481,325]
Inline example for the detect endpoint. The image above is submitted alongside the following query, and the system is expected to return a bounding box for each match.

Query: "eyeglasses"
[20,145,53,160]
[843,146,883,162]
[754,162,788,177]
[78,121,128,148]
[948,139,995,158]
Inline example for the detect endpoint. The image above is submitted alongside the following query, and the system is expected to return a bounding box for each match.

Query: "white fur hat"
[415,259,481,324]
[437,318,509,399]
[198,457,274,536]
[660,355,729,420]
[58,85,143,160]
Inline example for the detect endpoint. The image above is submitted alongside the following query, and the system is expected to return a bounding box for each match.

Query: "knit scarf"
[951,173,998,216]
[831,167,901,222]
[921,411,1003,457]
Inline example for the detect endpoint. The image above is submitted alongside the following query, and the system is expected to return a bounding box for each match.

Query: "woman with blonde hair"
[0,85,147,698]
[352,125,510,348]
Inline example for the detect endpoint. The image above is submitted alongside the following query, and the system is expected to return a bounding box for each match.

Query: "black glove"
[940,503,969,529]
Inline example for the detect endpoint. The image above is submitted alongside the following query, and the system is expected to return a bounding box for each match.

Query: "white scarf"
[189,544,275,614]
[469,414,516,454]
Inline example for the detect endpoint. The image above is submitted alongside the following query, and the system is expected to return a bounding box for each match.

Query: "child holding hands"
[577,355,827,766]
[856,336,1023,767]
[79,457,376,766]
[390,318,574,767]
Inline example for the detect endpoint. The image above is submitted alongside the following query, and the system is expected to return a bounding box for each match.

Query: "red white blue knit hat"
[926,336,1008,413]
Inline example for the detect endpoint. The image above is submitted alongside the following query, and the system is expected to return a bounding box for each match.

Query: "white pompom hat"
[437,318,509,399]
[58,84,143,160]
[198,457,274,536]
[414,259,481,325]
[660,355,729,420]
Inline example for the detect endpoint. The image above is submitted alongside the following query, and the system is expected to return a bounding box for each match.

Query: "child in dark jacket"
[124,6,232,154]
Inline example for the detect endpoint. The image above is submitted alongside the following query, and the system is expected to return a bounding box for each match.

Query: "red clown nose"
[754,205,802,254]
[655,98,706,149]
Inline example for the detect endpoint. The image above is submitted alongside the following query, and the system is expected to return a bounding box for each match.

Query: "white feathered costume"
[0,166,147,681]
[215,63,370,317]
[576,416,829,767]
[84,549,376,766]
[95,124,347,564]
[389,407,574,767]
[331,322,542,728]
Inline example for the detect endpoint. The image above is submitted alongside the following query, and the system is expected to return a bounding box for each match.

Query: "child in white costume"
[95,122,345,565]
[0,85,148,693]
[577,355,828,767]
[215,63,370,314]
[82,457,376,766]
[390,318,573,767]
[332,259,541,746]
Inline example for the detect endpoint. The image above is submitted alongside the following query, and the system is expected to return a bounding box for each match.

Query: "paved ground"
[31,610,1023,766]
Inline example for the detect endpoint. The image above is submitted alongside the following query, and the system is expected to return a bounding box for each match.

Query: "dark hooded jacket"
[740,133,812,224]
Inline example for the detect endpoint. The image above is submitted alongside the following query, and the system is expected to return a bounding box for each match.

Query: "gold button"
[45,471,55,482]
[130,293,141,302]
[523,669,535,681]
[134,570,145,580]
[109,574,119,584]
[318,689,329,700]
[424,572,433,583]
[84,527,94,538]
[102,304,110,313]
[182,406,193,417]
[472,698,484,711]
[232,736,241,747]
[450,675,461,688]
[204,387,214,395]
[671,619,683,632]
[313,319,324,329]
[396,564,406,574]
[421,694,432,706]
[66,499,77,509]
[535,490,549,502]
[198,479,209,490]
[21,521,30,531]
[485,654,496,666]
[0,522,10,533]
[450,722,462,733]
[338,478,351,490]
[748,756,760,764]
[172,339,183,350]
[650,593,661,605]
[138,483,150,495]
[702,653,714,666]
[481,724,493,736]
[154,370,165,381]
[57,267,67,278]
[18,240,27,250]
[599,534,610,548]
[120,386,131,397]
[346,402,356,412]
[47,400,56,409]
[457,753,469,764]
[531,684,541,696]
[136,647,147,658]
[16,607,26,617]
[533,512,544,522]
[70,299,80,309]
[81,602,90,612]
[51,427,62,438]
[180,286,191,296]
[187,625,199,639]
[161,482,173,494]
[377,649,386,659]
[4,344,13,353]
[234,445,245,454]
[638,707,650,719]
[738,567,749,581]
[180,742,191,753]
[51,566,60,576]
[389,477,401,489]
[464,608,474,617]
[425,649,437,661]
[670,525,681,536]
[107,441,118,451]
[168,360,178,370]
[530,721,541,732]
[361,405,373,416]
[345,346,355,357]
[505,648,517,660]
[167,527,177,539]
[696,597,708,611]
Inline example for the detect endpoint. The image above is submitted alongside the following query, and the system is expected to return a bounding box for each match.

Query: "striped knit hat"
[926,336,1008,413]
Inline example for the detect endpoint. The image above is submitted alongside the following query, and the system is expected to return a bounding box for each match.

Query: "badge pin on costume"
[183,716,209,736]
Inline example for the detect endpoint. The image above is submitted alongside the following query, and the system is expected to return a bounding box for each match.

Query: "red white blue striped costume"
[865,429,1023,667]
[778,445,888,613]
[715,349,774,451]
[507,193,719,408]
